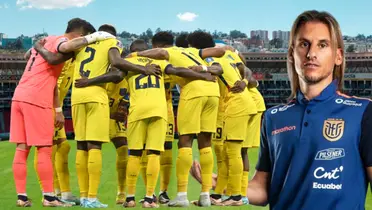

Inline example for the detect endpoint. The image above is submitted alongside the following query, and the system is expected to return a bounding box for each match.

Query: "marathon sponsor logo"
[335,98,362,107]
[313,166,343,190]
[270,103,295,114]
[315,148,345,160]
[271,126,296,135]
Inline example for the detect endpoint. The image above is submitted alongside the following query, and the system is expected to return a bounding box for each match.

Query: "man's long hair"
[287,10,345,100]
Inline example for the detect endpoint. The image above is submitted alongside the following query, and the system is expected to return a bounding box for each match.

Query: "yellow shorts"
[165,102,175,142]
[72,102,110,142]
[109,119,127,140]
[177,96,219,135]
[224,115,250,141]
[127,117,167,151]
[245,112,263,148]
[53,126,67,140]
[212,111,224,146]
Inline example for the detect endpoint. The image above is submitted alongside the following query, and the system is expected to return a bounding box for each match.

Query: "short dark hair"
[65,18,96,35]
[152,31,174,47]
[188,31,215,49]
[98,24,117,36]
[130,39,148,52]
[175,33,189,48]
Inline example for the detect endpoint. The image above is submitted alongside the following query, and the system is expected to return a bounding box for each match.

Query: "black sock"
[18,195,28,202]
[231,195,242,201]
[44,195,57,202]
[211,194,222,199]
[126,196,135,202]
[144,197,154,204]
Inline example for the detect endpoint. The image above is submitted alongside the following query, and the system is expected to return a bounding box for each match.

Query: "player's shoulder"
[101,38,122,47]
[333,91,372,108]
[45,35,68,42]
[165,46,180,53]
[126,56,152,65]
[264,99,297,117]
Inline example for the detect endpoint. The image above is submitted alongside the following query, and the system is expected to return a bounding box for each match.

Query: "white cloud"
[177,12,198,22]
[16,0,94,10]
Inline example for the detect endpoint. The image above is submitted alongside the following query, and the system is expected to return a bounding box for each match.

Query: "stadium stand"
[0,52,371,138]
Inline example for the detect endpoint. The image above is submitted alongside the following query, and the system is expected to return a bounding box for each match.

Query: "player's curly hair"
[175,33,189,48]
[188,31,215,49]
[65,18,96,35]
[152,31,174,47]
[130,39,148,52]
[98,24,117,36]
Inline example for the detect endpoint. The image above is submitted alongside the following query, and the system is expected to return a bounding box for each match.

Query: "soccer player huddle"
[10,17,265,208]
[10,9,372,210]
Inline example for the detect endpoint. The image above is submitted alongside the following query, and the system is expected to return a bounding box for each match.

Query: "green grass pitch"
[0,140,371,209]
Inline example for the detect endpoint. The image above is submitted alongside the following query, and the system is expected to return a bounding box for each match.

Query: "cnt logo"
[312,166,344,190]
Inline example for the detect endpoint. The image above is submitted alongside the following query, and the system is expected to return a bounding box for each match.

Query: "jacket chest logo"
[323,119,344,142]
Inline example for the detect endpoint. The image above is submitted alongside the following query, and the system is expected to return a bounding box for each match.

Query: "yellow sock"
[241,171,249,197]
[116,146,128,194]
[146,154,160,197]
[160,149,172,192]
[214,146,228,195]
[76,150,88,198]
[55,141,71,193]
[200,147,214,193]
[140,152,148,186]
[225,141,243,196]
[87,149,102,198]
[126,155,141,196]
[51,145,60,193]
[213,144,224,174]
[176,148,192,193]
[33,147,41,191]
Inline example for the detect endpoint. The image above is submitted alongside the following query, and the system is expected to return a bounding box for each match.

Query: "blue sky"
[1,0,371,38]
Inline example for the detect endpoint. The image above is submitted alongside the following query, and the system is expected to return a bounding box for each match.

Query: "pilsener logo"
[271,126,296,135]
[315,148,345,160]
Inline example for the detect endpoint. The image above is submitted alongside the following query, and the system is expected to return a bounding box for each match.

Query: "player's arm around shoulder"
[164,63,216,82]
[199,47,226,59]
[197,57,223,76]
[108,46,162,77]
[136,48,169,60]
[58,31,116,54]
[75,68,125,88]
[33,39,73,65]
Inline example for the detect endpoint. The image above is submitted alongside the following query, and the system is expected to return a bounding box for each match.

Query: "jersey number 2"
[79,47,96,78]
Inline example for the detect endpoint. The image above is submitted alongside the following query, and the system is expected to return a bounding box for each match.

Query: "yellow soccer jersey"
[205,51,257,117]
[165,46,219,100]
[57,58,75,103]
[106,78,129,114]
[71,39,123,105]
[228,51,266,112]
[125,56,169,123]
[249,87,266,112]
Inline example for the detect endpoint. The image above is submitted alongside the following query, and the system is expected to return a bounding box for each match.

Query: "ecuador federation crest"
[323,119,344,142]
